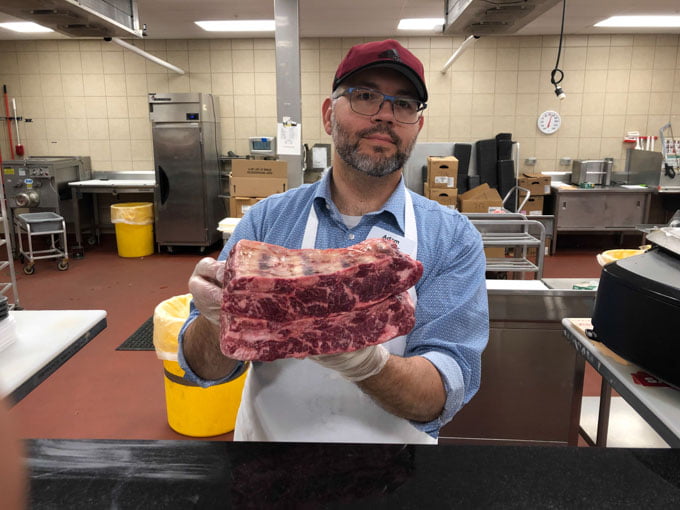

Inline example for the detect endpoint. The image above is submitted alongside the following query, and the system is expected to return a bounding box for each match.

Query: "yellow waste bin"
[153,294,247,437]
[110,202,154,258]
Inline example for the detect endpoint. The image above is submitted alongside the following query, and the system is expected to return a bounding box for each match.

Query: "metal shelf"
[0,167,20,309]
[466,215,546,279]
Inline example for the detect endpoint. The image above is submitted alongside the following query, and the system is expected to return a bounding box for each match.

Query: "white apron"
[234,189,437,444]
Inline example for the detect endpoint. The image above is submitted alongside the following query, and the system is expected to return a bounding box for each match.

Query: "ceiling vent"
[0,0,142,38]
[445,0,561,36]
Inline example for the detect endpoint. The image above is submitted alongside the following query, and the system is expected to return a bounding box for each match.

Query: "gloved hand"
[188,257,225,325]
[310,344,390,382]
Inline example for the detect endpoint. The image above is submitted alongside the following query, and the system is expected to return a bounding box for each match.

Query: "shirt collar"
[313,168,407,234]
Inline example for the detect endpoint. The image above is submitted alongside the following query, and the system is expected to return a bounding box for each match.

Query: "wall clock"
[537,110,561,135]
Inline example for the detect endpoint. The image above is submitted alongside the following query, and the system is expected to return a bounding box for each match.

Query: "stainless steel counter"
[439,280,597,446]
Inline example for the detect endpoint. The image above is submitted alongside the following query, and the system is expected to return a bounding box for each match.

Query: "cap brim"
[333,62,428,103]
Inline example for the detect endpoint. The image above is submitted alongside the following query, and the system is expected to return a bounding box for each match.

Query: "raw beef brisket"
[221,291,415,362]
[223,238,422,321]
[220,238,422,361]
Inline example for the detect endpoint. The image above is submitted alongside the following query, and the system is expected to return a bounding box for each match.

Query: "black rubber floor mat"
[116,317,154,351]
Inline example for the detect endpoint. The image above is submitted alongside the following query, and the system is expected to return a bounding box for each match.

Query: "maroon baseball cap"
[333,39,428,102]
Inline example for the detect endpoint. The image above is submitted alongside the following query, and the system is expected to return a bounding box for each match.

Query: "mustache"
[356,125,399,145]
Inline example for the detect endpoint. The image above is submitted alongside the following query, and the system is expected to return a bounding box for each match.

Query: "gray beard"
[332,118,416,178]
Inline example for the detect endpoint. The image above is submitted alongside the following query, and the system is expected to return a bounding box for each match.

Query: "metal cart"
[15,212,69,275]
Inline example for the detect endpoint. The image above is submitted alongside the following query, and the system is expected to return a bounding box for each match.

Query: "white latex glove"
[188,257,225,325]
[310,344,390,382]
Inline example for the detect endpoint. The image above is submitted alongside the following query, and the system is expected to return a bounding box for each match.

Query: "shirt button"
[348,233,355,240]
[325,204,330,209]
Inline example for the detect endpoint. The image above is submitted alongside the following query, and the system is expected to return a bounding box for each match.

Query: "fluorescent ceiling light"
[195,20,275,32]
[0,22,53,33]
[398,18,445,31]
[595,16,680,28]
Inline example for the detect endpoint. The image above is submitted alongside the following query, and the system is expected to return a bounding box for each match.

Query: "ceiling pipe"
[105,37,185,75]
[440,35,480,74]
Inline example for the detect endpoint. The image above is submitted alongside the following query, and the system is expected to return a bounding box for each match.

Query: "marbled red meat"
[220,239,421,361]
[222,238,422,321]
[221,292,415,361]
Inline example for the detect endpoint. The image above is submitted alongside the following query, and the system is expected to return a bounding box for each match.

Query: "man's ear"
[322,97,333,135]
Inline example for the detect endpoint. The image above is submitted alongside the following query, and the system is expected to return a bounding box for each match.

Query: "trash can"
[110,202,154,258]
[153,294,247,437]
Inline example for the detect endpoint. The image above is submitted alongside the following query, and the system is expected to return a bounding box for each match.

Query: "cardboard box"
[427,156,458,189]
[458,183,503,213]
[231,159,288,179]
[229,197,262,218]
[231,178,286,197]
[517,173,551,196]
[484,247,506,259]
[428,187,458,209]
[518,194,544,216]
[230,159,288,197]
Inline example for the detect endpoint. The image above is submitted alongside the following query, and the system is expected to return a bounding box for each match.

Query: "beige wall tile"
[127,97,148,119]
[648,92,673,115]
[123,51,147,74]
[64,98,85,118]
[256,95,277,117]
[450,93,472,116]
[129,118,151,140]
[234,96,255,117]
[626,92,650,115]
[41,75,63,97]
[605,69,630,92]
[60,52,82,74]
[108,118,130,140]
[231,50,254,73]
[212,73,234,95]
[471,94,494,116]
[583,70,607,92]
[518,47,541,70]
[109,140,132,161]
[210,51,232,73]
[83,74,106,96]
[146,74,169,94]
[472,71,495,93]
[168,74,191,92]
[125,74,148,96]
[254,50,275,73]
[494,94,517,116]
[102,52,125,74]
[451,71,473,93]
[66,119,90,138]
[469,115,493,139]
[473,49,496,71]
[582,93,605,115]
[254,73,276,95]
[579,115,604,138]
[165,51,189,70]
[38,53,60,74]
[631,46,655,69]
[62,75,85,97]
[189,73,212,92]
[81,52,103,74]
[602,115,625,138]
[233,73,254,95]
[87,118,109,140]
[43,98,65,119]
[104,74,127,96]
[562,47,587,70]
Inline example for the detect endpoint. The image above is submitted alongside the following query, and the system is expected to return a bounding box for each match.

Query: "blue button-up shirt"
[178,170,489,437]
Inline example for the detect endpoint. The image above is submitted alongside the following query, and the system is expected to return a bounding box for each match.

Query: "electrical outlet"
[560,157,572,166]
[525,157,536,166]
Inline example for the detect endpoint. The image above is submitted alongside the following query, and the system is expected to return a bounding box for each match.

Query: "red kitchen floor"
[6,234,606,443]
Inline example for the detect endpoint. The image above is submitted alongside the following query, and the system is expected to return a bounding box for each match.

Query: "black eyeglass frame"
[333,86,427,124]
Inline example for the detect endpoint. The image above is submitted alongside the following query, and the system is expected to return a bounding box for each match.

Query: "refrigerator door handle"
[158,165,170,205]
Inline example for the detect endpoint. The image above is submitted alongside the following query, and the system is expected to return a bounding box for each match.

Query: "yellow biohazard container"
[153,294,248,437]
[110,202,154,258]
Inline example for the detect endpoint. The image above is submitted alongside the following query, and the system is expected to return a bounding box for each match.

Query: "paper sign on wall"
[277,118,301,155]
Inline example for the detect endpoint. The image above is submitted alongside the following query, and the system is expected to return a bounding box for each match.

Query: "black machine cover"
[591,247,680,388]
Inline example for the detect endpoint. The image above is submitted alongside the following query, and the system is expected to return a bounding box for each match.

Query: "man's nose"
[371,99,396,123]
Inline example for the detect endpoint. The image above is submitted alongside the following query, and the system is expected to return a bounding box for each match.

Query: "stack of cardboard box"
[229,159,288,218]
[516,173,551,216]
[424,156,458,209]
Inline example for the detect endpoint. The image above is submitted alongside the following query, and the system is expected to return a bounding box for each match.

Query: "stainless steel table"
[69,177,155,257]
[563,318,680,448]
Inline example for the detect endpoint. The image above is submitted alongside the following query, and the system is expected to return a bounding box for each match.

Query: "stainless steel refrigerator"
[148,92,224,251]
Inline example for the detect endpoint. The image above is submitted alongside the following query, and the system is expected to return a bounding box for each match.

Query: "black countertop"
[26,439,680,509]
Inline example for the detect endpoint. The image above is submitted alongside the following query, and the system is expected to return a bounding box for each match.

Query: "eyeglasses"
[334,87,427,124]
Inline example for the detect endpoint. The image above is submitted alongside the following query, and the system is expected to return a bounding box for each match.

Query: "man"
[179,39,488,444]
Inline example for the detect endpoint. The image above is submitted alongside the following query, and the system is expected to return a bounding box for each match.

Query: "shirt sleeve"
[405,220,489,437]
[176,206,265,387]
